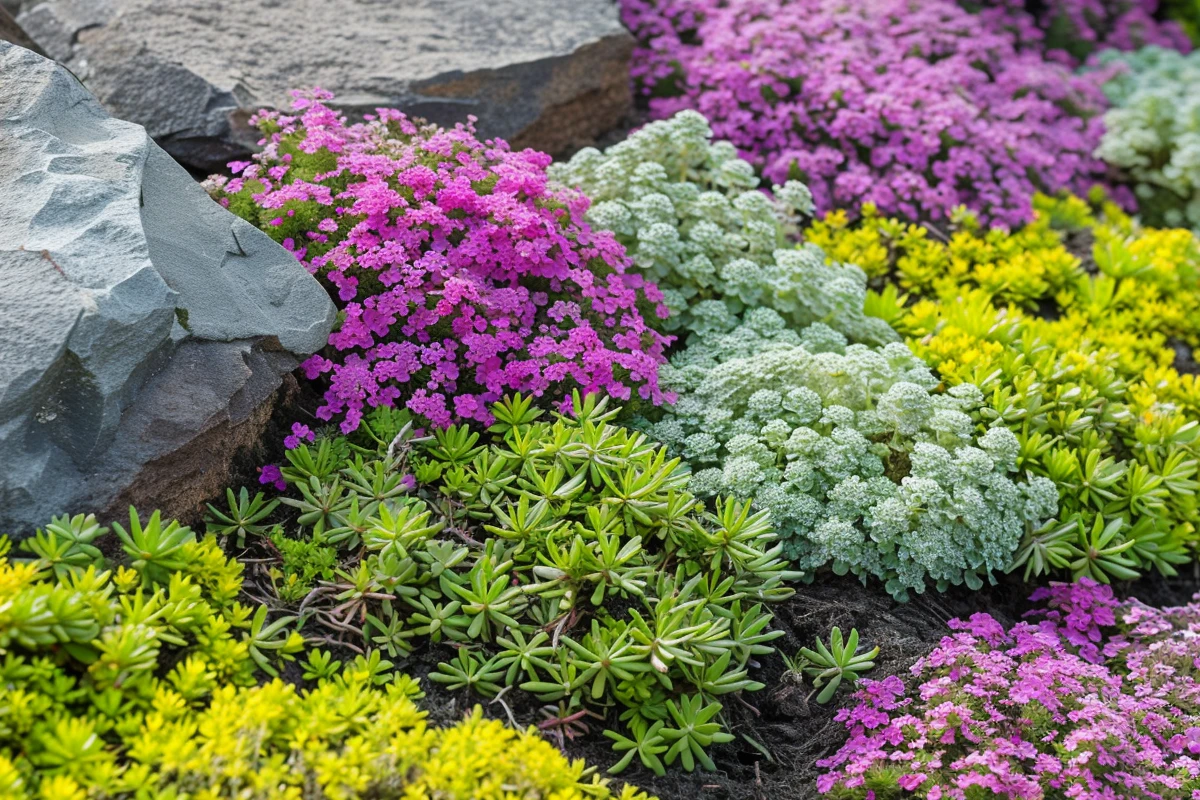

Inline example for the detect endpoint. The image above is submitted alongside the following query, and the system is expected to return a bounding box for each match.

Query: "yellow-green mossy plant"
[0,513,655,799]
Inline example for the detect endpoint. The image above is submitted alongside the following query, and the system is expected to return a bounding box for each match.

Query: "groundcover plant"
[3,513,654,799]
[1093,46,1200,233]
[547,112,895,345]
[217,392,799,776]
[642,307,1060,601]
[207,91,672,433]
[619,0,1118,226]
[817,579,1200,799]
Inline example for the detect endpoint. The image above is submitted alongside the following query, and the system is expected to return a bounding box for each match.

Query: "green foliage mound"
[222,393,799,775]
[550,111,897,345]
[1094,47,1200,233]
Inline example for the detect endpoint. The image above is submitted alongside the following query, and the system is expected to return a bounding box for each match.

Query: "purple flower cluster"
[621,0,1120,226]
[974,0,1191,62]
[211,91,672,433]
[818,579,1200,799]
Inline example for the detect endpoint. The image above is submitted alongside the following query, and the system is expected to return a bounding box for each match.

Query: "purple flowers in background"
[621,0,1125,226]
[975,0,1191,61]
[217,91,672,433]
[818,579,1200,798]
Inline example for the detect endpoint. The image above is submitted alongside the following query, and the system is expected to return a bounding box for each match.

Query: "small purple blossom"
[284,423,316,450]
[258,464,287,492]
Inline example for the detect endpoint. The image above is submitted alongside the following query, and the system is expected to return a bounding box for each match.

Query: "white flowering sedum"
[549,111,898,344]
[562,109,1060,599]
[644,305,1060,601]
[1095,46,1200,231]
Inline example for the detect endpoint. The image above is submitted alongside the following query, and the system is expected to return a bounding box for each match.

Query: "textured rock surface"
[18,0,633,171]
[0,42,336,534]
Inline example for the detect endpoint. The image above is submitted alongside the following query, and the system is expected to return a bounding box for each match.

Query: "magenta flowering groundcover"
[818,579,1200,799]
[210,91,673,434]
[621,0,1123,227]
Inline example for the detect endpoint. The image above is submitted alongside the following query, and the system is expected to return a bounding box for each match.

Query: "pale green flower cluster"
[1095,46,1200,231]
[549,111,897,344]
[644,305,1060,601]
[570,109,1061,600]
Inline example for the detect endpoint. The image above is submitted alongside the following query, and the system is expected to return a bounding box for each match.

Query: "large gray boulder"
[0,42,336,534]
[18,0,634,172]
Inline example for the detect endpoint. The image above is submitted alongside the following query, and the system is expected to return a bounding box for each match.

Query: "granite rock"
[0,42,336,534]
[18,0,634,171]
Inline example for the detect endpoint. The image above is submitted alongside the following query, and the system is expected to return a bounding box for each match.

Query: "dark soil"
[1169,337,1200,375]
[587,107,653,155]
[225,375,328,497]
[1064,228,1098,276]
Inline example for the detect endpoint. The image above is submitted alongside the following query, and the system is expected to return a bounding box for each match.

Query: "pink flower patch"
[818,580,1200,798]
[216,90,673,432]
